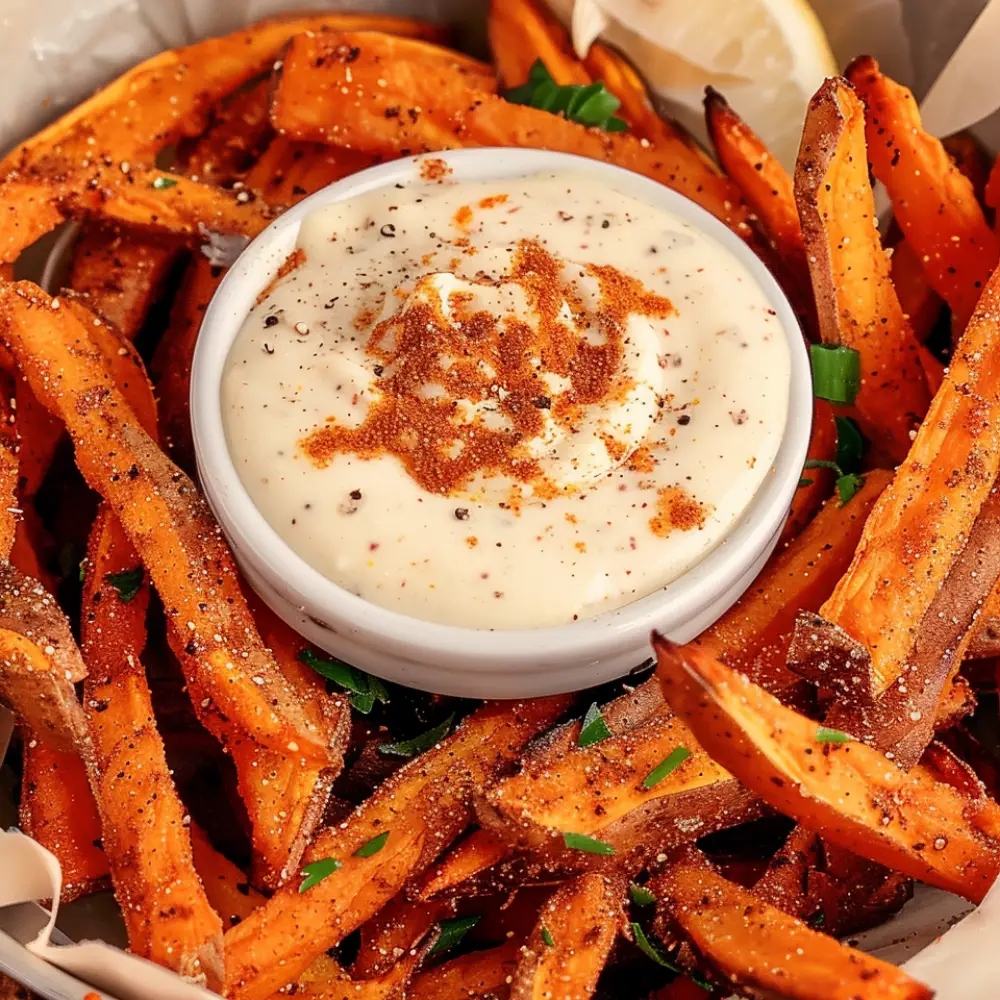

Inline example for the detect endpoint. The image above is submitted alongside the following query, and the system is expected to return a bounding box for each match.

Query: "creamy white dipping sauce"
[222,169,790,629]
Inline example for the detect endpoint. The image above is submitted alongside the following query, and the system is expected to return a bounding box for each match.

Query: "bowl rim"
[190,147,812,673]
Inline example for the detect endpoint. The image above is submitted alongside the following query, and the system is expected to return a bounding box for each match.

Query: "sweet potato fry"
[488,0,589,88]
[189,824,264,929]
[654,636,1000,902]
[890,237,943,344]
[651,849,933,1000]
[510,873,624,1000]
[0,282,331,761]
[847,57,999,334]
[796,78,930,462]
[477,708,760,866]
[271,31,755,241]
[700,468,891,683]
[0,563,88,751]
[18,740,108,902]
[223,696,572,1000]
[411,828,510,902]
[0,14,445,262]
[706,87,809,295]
[779,399,837,544]
[66,226,183,340]
[81,502,223,987]
[14,380,62,501]
[353,894,455,978]
[943,132,992,204]
[408,939,522,1000]
[0,364,16,560]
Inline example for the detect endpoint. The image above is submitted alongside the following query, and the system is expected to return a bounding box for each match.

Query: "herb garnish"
[816,726,853,744]
[642,747,691,789]
[429,914,480,956]
[631,922,678,970]
[297,649,389,715]
[541,924,555,947]
[354,831,390,858]
[629,882,657,906]
[578,702,612,747]
[151,175,178,190]
[104,566,144,603]
[562,831,615,855]
[378,713,455,758]
[298,857,341,893]
[505,60,627,132]
[810,343,861,405]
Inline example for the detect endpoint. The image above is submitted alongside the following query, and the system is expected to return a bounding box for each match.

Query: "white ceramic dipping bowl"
[191,148,812,698]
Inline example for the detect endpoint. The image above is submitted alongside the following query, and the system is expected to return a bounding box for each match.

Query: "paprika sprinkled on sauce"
[222,172,790,628]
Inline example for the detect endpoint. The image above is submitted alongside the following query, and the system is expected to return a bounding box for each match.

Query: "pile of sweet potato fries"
[0,2,999,998]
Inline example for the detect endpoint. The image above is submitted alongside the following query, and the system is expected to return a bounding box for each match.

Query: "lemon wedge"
[546,0,838,171]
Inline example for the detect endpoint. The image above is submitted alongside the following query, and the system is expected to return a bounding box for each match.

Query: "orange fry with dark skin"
[271,31,756,242]
[654,636,1000,902]
[223,696,572,1000]
[796,78,930,462]
[848,56,999,335]
[488,0,590,88]
[82,503,223,988]
[408,939,522,1000]
[510,873,624,1000]
[651,849,933,1000]
[0,282,331,762]
[19,741,108,902]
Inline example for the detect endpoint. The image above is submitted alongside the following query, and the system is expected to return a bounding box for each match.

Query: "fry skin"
[510,873,624,1000]
[82,503,223,987]
[848,56,999,335]
[223,697,572,1000]
[654,636,1000,902]
[271,31,756,241]
[652,849,933,1000]
[796,78,930,462]
[0,282,331,762]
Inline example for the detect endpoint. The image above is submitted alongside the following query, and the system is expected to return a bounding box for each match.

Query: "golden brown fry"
[779,398,836,544]
[0,363,16,559]
[651,849,933,1000]
[701,469,891,683]
[847,57,999,334]
[796,78,930,462]
[706,87,809,295]
[81,503,223,987]
[411,828,510,902]
[0,282,330,762]
[654,636,1000,902]
[804,259,1000,745]
[353,894,455,978]
[0,563,88,751]
[0,15,448,262]
[890,236,943,344]
[223,696,572,1000]
[488,0,589,88]
[19,740,108,902]
[408,938,522,1000]
[271,31,756,241]
[66,226,182,340]
[189,824,265,929]
[510,873,623,1000]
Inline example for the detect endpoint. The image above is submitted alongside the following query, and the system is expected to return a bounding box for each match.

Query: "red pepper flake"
[369,542,380,552]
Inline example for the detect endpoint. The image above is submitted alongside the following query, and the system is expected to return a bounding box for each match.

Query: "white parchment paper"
[0,1,999,997]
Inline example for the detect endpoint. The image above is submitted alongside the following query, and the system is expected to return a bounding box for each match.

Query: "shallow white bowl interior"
[191,148,812,697]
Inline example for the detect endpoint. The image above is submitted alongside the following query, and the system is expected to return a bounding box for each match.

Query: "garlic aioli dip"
[221,170,790,629]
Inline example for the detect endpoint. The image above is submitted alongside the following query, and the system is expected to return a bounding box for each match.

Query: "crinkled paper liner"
[2,0,1000,996]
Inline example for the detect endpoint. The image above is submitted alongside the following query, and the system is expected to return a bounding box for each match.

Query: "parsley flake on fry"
[104,566,144,603]
[541,924,555,947]
[298,857,341,893]
[816,726,853,744]
[642,747,691,789]
[429,915,480,956]
[378,713,455,758]
[353,832,390,858]
[562,831,615,855]
[578,701,612,747]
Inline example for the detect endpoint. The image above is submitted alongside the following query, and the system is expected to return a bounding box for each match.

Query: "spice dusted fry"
[847,57,999,335]
[189,824,265,929]
[81,502,223,987]
[654,636,1000,902]
[408,938,522,1000]
[890,237,943,345]
[510,874,624,1000]
[651,849,933,1000]
[224,696,572,1000]
[0,15,446,263]
[700,468,891,683]
[779,399,837,544]
[796,78,930,462]
[271,31,756,241]
[0,563,88,751]
[0,283,331,762]
[0,364,16,560]
[353,894,456,977]
[706,87,809,297]
[488,0,590,88]
[18,741,108,902]
[412,828,511,902]
[66,226,183,340]
[477,708,760,866]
